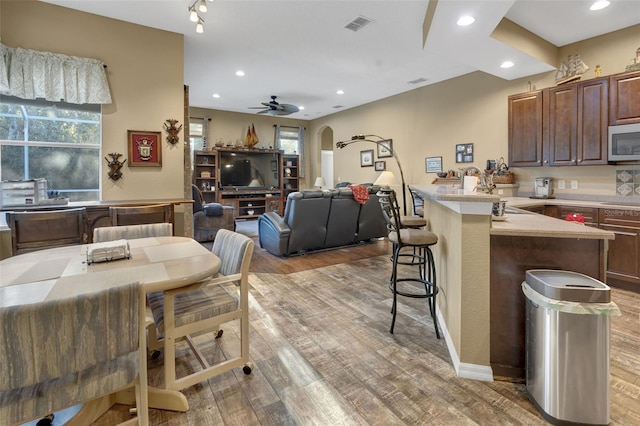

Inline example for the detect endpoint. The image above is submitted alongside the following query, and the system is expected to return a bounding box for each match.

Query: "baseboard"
[436,305,494,382]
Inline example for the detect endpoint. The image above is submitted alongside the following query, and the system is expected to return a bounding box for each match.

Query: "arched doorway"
[319,126,334,189]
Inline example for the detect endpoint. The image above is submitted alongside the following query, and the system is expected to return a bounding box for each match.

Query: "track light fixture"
[188,0,213,33]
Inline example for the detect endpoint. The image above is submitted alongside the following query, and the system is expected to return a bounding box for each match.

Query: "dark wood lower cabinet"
[599,208,640,291]
[490,235,606,382]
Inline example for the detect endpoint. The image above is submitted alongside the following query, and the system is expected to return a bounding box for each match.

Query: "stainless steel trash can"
[523,269,620,426]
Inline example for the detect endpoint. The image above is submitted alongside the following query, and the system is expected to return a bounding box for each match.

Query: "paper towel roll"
[463,176,479,192]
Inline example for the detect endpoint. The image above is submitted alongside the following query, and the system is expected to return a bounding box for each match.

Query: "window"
[0,96,101,201]
[274,125,305,177]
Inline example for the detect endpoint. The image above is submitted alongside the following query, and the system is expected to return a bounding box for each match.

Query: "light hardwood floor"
[96,239,640,425]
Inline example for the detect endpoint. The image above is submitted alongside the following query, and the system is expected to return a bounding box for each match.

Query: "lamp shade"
[374,171,398,187]
[314,177,326,188]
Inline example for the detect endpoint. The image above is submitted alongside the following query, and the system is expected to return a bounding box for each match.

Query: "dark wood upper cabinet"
[544,77,608,166]
[545,84,577,166]
[510,76,609,167]
[577,77,609,165]
[508,91,544,167]
[609,70,640,125]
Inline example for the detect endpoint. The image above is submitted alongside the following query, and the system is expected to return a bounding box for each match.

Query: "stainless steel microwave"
[608,123,640,162]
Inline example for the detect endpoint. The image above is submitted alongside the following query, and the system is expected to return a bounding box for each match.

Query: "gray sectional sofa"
[258,187,387,256]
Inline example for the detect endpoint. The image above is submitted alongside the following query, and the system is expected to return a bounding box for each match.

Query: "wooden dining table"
[0,236,220,423]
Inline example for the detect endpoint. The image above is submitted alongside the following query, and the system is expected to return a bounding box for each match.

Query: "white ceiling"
[41,0,640,120]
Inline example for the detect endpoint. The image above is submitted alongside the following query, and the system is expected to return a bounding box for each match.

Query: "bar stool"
[378,189,440,337]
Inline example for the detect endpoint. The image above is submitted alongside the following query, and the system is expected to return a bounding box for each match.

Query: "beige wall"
[308,24,640,197]
[1,1,185,202]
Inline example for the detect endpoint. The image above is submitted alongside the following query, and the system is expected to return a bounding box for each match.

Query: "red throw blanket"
[348,184,369,204]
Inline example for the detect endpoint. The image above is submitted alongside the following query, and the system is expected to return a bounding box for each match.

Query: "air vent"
[332,105,344,109]
[345,16,374,32]
[408,77,428,85]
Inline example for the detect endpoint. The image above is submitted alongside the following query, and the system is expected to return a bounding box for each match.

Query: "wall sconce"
[105,153,126,181]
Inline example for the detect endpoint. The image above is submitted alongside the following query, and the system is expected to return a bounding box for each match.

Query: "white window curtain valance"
[0,43,112,104]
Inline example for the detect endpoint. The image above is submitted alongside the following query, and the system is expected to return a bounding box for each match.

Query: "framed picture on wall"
[128,130,162,167]
[455,143,473,163]
[360,149,374,167]
[374,160,386,171]
[377,139,393,158]
[425,156,443,173]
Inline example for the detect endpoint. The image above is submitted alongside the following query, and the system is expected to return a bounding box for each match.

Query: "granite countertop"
[500,196,640,211]
[410,184,500,203]
[410,185,619,240]
[489,207,615,239]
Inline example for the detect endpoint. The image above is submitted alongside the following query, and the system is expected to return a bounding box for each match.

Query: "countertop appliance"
[532,177,554,199]
[608,123,640,162]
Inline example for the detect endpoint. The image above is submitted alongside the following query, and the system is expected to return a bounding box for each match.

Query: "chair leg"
[390,244,401,334]
[425,247,440,339]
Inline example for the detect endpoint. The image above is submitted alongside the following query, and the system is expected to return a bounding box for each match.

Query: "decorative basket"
[492,172,515,184]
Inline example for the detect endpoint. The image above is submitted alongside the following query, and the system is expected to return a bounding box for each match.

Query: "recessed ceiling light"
[457,15,475,26]
[212,93,220,98]
[235,70,245,77]
[336,89,344,95]
[590,0,610,11]
[501,61,515,69]
[299,106,305,110]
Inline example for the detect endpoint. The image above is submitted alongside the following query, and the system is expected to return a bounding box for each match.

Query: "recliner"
[258,187,386,256]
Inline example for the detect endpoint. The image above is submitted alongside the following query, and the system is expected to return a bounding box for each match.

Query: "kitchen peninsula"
[410,184,614,383]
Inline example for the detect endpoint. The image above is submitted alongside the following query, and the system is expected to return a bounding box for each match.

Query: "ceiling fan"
[249,95,299,116]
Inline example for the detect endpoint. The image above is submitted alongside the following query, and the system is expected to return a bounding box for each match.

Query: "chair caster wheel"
[215,329,224,338]
[149,350,161,360]
[242,364,252,375]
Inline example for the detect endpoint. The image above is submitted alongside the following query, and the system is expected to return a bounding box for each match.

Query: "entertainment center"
[193,148,299,219]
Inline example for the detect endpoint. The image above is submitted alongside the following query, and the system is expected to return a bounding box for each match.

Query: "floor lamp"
[336,134,407,215]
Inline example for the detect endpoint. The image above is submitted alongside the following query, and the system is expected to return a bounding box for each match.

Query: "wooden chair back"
[93,223,173,243]
[7,208,88,255]
[109,204,173,228]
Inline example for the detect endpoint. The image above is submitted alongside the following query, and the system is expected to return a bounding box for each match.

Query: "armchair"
[191,184,235,242]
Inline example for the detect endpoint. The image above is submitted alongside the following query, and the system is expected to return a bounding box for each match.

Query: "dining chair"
[109,204,173,228]
[0,282,149,426]
[93,223,173,242]
[378,189,440,336]
[147,229,254,391]
[7,208,87,255]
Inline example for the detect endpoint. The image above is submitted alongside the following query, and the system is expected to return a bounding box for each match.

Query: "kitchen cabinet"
[508,91,544,167]
[543,204,600,228]
[609,70,640,125]
[599,208,640,291]
[545,77,608,166]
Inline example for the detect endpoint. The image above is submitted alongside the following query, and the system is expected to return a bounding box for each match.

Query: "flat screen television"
[219,151,280,190]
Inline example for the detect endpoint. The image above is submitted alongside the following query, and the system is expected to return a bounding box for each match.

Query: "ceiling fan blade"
[281,104,299,113]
